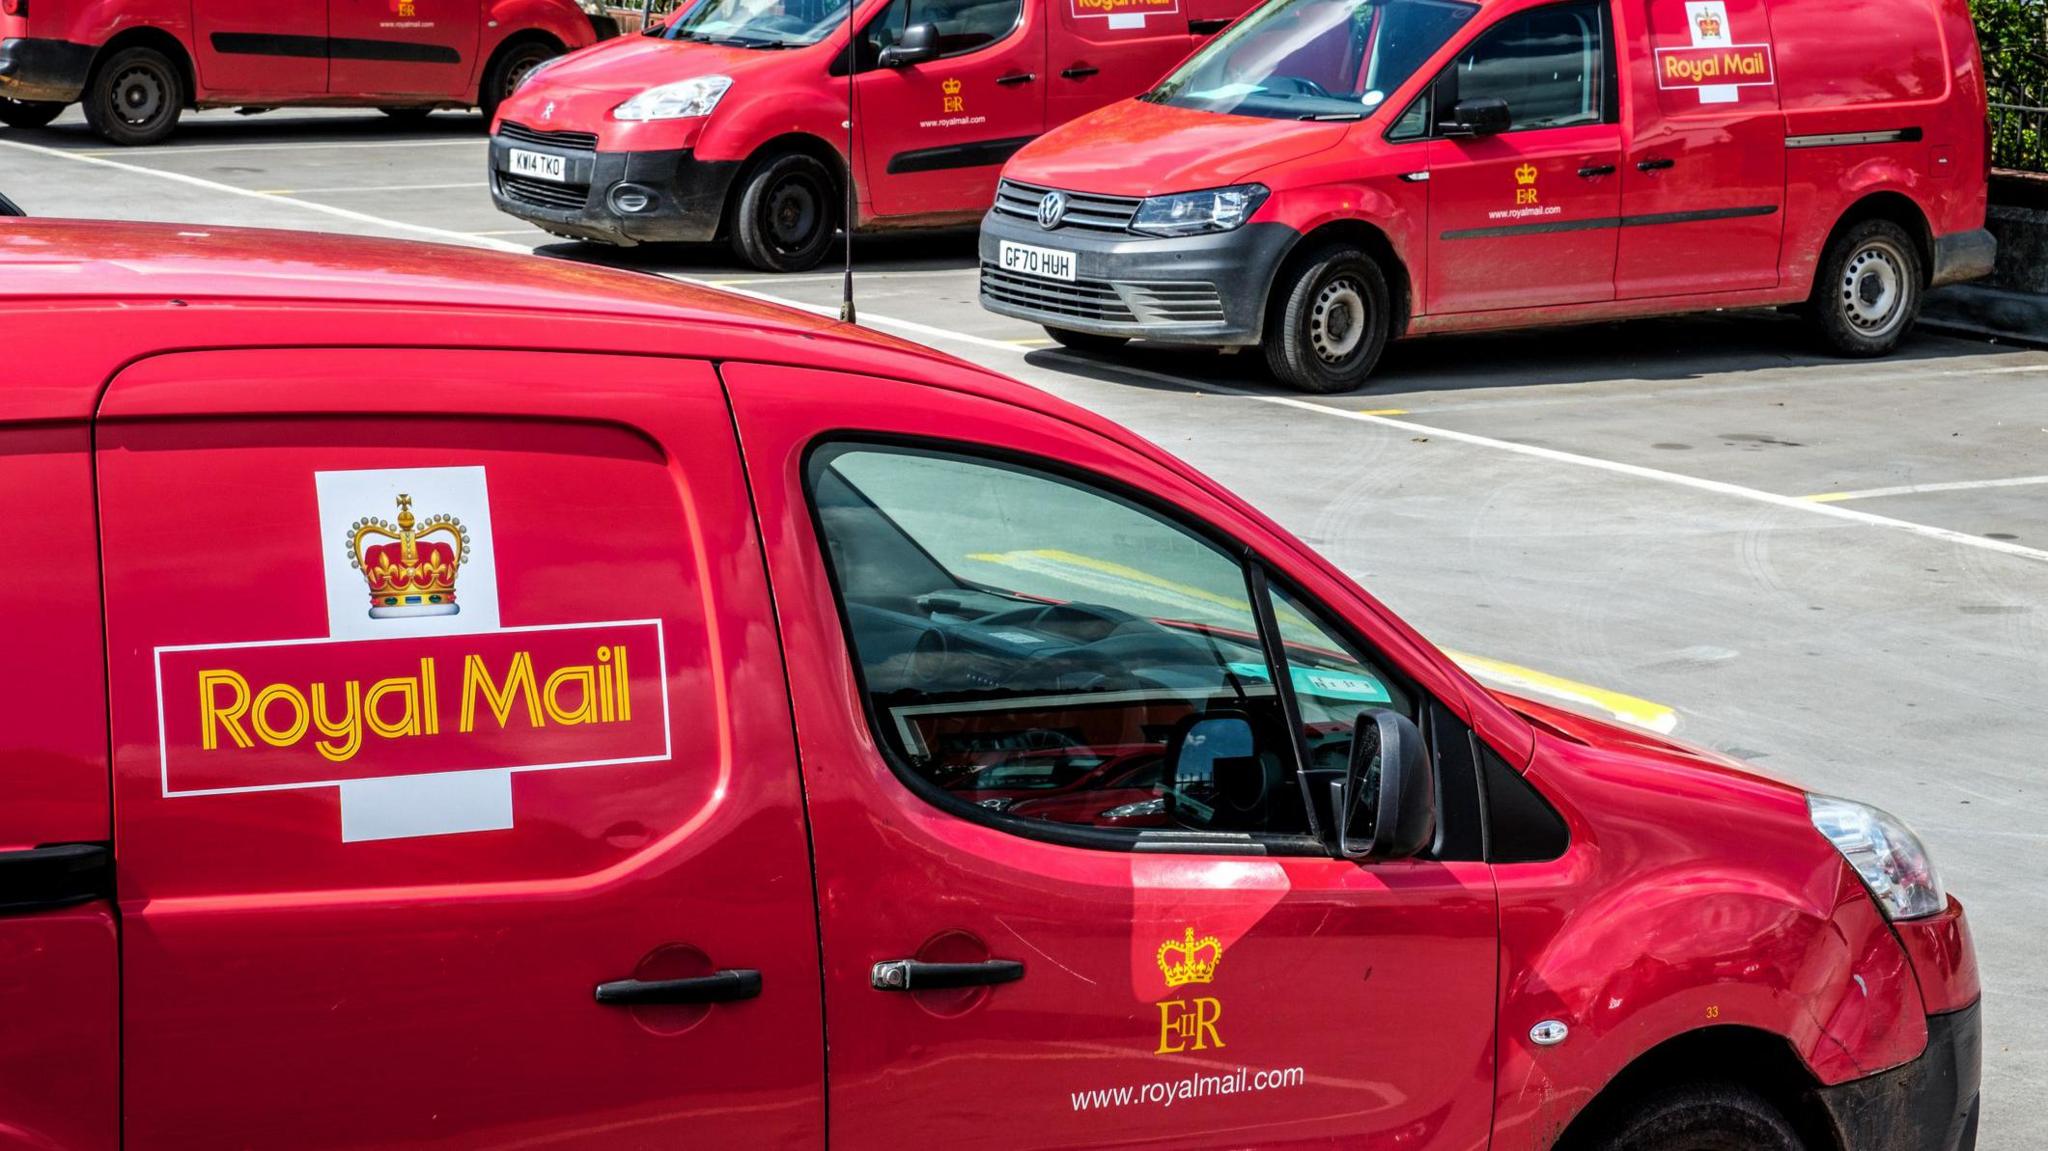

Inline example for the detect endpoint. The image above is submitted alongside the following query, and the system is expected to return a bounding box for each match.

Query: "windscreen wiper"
[1301,111,1364,120]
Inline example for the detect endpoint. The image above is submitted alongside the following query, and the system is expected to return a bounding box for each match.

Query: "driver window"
[859,0,1021,62]
[808,443,1318,842]
[1436,0,1607,132]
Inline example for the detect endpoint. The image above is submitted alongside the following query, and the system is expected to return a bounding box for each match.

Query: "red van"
[487,0,1252,270]
[2,217,1979,1150]
[0,0,614,145]
[981,0,1998,391]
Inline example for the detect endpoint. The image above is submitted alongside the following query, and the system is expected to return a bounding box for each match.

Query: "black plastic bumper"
[1816,1002,1981,1151]
[0,37,93,103]
[1930,228,1997,288]
[488,135,739,246]
[978,209,1296,346]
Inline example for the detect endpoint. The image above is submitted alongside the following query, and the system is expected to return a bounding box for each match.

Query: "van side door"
[191,0,329,98]
[1421,0,1623,313]
[727,364,1500,1150]
[96,348,824,1148]
[1613,0,1784,297]
[326,0,481,97]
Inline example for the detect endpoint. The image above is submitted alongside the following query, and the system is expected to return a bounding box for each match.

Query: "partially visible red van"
[488,0,1253,270]
[0,0,615,145]
[981,0,1997,391]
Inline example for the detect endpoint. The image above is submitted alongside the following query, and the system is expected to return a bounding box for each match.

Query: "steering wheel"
[1263,75,1334,99]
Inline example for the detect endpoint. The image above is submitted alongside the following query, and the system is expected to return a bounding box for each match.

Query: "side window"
[808,443,1324,844]
[1267,581,1413,777]
[858,0,1021,62]
[1435,0,1608,132]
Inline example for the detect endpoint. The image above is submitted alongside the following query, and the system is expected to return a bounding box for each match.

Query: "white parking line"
[76,138,485,157]
[276,182,489,194]
[1805,475,2048,502]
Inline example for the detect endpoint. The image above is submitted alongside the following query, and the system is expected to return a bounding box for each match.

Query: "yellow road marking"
[1355,408,1409,416]
[1801,492,1853,503]
[1006,337,1056,347]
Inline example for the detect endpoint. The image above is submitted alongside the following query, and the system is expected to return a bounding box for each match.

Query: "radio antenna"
[839,0,858,324]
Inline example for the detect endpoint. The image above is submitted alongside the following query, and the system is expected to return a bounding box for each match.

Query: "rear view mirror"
[879,23,939,67]
[1445,97,1511,137]
[1328,710,1435,860]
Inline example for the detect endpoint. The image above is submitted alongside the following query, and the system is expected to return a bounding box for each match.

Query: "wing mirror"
[1328,710,1436,860]
[1444,97,1511,137]
[878,23,939,67]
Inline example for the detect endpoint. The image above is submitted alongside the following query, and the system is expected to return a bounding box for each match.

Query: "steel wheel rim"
[112,65,167,128]
[1310,276,1367,363]
[1842,239,1908,337]
[765,174,823,254]
[503,53,546,99]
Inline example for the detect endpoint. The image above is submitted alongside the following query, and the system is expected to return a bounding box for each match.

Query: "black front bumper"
[1816,1002,1981,1151]
[978,209,1296,346]
[0,37,93,104]
[488,132,738,246]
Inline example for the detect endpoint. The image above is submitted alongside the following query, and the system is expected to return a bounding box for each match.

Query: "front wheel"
[0,98,66,130]
[82,46,184,146]
[729,152,838,273]
[1261,243,1391,393]
[1591,1084,1806,1151]
[480,40,558,123]
[1808,218,1922,357]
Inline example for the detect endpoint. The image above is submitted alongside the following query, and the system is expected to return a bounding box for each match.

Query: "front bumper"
[978,209,1295,346]
[0,37,93,103]
[1816,1002,1981,1151]
[488,130,738,246]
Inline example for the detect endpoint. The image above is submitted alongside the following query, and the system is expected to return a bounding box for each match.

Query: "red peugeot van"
[0,0,614,145]
[981,0,1997,391]
[2,217,1978,1150]
[487,0,1253,269]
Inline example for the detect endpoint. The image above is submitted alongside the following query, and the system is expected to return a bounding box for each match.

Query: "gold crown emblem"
[942,77,962,95]
[1694,12,1721,37]
[1156,927,1223,988]
[346,494,470,618]
[1514,163,1539,186]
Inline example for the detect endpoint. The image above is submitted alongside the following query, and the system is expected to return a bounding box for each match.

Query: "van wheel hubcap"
[1310,277,1366,363]
[766,177,822,252]
[113,67,166,127]
[1842,240,1907,336]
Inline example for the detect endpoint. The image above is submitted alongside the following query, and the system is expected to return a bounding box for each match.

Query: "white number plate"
[507,149,567,182]
[998,239,1076,282]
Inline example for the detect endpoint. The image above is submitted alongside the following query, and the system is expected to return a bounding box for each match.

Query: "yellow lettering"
[543,663,600,726]
[422,657,439,736]
[614,645,630,721]
[1155,997,1226,1054]
[199,669,254,751]
[311,680,364,763]
[364,676,422,739]
[462,651,541,732]
[251,683,310,748]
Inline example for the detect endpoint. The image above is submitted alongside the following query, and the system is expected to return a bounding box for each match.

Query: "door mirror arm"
[1328,710,1436,861]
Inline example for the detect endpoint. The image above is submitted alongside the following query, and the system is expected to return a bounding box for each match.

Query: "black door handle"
[872,958,1025,991]
[1189,17,1232,33]
[1061,64,1100,79]
[1577,163,1616,178]
[996,72,1036,86]
[595,968,762,1006]
[0,843,111,915]
[1637,157,1675,172]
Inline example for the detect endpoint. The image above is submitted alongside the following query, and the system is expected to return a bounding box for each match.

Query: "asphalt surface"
[5,106,2047,1146]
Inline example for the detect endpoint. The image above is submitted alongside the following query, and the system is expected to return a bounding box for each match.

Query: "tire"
[1807,217,1922,357]
[1591,1084,1806,1151]
[1261,242,1391,393]
[729,152,838,272]
[379,106,435,125]
[480,40,558,123]
[1043,326,1129,354]
[0,98,65,130]
[82,46,184,146]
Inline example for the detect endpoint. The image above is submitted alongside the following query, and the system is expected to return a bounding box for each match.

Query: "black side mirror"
[1328,710,1435,860]
[878,23,938,67]
[1445,97,1511,137]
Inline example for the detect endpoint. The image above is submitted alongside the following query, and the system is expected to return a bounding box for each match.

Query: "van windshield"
[1143,0,1477,121]
[664,0,852,47]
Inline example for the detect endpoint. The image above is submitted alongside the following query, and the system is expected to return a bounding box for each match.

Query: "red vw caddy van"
[981,0,1997,391]
[0,0,613,145]
[1,217,1978,1150]
[487,0,1252,270]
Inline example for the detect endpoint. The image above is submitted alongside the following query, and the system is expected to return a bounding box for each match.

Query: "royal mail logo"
[1692,10,1720,38]
[1072,0,1180,21]
[1157,927,1223,988]
[1513,163,1538,187]
[1155,926,1226,1054]
[152,466,671,843]
[1654,43,1775,91]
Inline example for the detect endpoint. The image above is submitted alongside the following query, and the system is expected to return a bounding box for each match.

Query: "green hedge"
[1975,0,2046,170]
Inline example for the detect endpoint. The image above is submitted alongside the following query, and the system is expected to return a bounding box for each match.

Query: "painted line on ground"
[76,137,485,157]
[1441,650,1677,733]
[1803,474,2048,502]
[266,181,490,194]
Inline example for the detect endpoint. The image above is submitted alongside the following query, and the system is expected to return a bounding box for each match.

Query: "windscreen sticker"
[152,467,671,843]
[1223,661,1392,703]
[1072,0,1179,29]
[1654,1,1773,104]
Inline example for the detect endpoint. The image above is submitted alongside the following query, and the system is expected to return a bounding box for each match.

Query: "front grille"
[498,172,589,211]
[1124,282,1226,325]
[982,263,1134,322]
[497,121,599,152]
[995,179,1143,234]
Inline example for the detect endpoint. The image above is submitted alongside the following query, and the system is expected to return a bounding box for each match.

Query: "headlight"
[1808,794,1947,920]
[613,75,732,121]
[1129,184,1268,237]
[516,54,566,93]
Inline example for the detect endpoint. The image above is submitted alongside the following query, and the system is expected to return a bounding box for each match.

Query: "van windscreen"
[1143,0,1477,122]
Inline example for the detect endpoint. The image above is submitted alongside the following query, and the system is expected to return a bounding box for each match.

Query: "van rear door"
[191,0,330,98]
[96,347,824,1148]
[1613,0,1785,297]
[327,0,480,97]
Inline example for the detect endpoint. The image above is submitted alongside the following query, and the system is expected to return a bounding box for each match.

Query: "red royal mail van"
[0,0,614,145]
[2,217,1979,1151]
[981,0,1998,391]
[487,0,1252,270]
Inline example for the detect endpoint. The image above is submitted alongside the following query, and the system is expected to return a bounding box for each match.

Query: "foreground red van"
[488,0,1251,269]
[0,0,613,145]
[2,218,1979,1150]
[981,0,1997,391]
